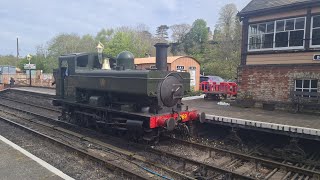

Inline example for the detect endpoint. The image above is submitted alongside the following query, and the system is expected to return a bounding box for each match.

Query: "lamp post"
[26,54,32,86]
[96,42,104,64]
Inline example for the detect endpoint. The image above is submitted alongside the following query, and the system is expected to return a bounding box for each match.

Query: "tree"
[95,28,114,45]
[0,55,18,66]
[47,33,81,58]
[103,26,155,58]
[155,25,169,42]
[104,30,135,57]
[217,3,238,40]
[203,3,241,80]
[182,19,209,56]
[78,34,96,52]
[170,24,191,43]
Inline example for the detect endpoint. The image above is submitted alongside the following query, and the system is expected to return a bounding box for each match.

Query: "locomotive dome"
[117,51,135,70]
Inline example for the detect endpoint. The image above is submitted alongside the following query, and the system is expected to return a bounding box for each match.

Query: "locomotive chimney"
[154,43,169,71]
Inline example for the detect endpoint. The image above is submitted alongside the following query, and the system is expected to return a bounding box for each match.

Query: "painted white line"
[205,114,320,136]
[0,135,74,180]
[182,94,205,101]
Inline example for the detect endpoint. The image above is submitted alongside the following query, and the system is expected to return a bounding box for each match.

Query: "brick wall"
[238,64,320,102]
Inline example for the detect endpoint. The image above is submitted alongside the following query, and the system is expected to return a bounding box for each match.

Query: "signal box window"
[311,15,320,47]
[248,17,305,51]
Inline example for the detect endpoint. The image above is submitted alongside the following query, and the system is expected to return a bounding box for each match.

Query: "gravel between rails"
[0,93,259,179]
[0,98,59,119]
[0,90,55,108]
[0,118,127,180]
[4,90,318,179]
[0,107,191,180]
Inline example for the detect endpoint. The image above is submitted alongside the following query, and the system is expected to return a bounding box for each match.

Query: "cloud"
[0,0,251,55]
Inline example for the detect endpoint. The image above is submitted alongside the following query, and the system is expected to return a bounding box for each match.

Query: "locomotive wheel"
[143,128,160,144]
[175,123,190,140]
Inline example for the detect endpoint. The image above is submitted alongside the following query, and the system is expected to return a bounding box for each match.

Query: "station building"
[237,0,320,107]
[134,56,201,91]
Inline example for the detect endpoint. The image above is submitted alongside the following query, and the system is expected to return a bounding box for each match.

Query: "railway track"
[0,115,148,179]
[0,108,192,179]
[0,96,60,113]
[0,92,320,179]
[163,137,320,179]
[0,92,254,179]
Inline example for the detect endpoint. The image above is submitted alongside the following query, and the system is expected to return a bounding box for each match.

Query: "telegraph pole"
[16,37,19,61]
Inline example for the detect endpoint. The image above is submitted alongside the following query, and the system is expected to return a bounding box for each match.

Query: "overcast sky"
[0,0,251,56]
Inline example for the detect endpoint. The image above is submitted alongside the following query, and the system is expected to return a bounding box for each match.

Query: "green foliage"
[17,55,57,73]
[0,55,18,66]
[47,33,96,59]
[182,19,209,56]
[104,31,135,57]
[95,28,114,45]
[174,5,241,81]
[185,90,203,97]
[103,27,155,58]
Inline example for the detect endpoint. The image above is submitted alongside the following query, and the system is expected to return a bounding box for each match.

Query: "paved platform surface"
[11,87,55,95]
[184,99,320,138]
[0,135,72,180]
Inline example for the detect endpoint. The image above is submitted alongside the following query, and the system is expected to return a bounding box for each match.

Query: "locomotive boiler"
[53,43,204,142]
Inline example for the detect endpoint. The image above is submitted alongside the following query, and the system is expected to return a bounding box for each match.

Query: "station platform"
[10,86,56,95]
[0,135,73,180]
[184,99,320,140]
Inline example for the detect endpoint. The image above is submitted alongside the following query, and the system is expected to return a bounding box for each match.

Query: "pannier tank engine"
[53,43,205,142]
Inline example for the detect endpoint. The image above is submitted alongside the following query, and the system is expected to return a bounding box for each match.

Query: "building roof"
[134,56,200,65]
[239,0,319,16]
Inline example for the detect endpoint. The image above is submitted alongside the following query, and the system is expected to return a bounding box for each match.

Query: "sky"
[0,0,251,56]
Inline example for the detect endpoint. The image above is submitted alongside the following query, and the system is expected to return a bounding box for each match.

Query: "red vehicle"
[199,76,238,100]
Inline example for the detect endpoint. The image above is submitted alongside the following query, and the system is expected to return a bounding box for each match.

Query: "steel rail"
[0,100,293,179]
[2,89,56,99]
[3,97,319,179]
[0,116,148,180]
[167,137,320,178]
[0,104,195,180]
[0,96,60,113]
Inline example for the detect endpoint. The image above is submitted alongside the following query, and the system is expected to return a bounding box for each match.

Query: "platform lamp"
[26,54,32,86]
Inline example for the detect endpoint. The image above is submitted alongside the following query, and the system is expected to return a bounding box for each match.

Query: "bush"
[185,90,203,97]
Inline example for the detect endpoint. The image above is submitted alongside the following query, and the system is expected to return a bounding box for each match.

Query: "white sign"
[177,66,184,70]
[24,64,36,70]
[313,54,320,61]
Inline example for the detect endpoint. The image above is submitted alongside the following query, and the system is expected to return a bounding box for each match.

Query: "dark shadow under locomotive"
[52,43,204,142]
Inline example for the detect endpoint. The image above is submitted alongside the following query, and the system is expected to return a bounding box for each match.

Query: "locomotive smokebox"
[155,43,170,71]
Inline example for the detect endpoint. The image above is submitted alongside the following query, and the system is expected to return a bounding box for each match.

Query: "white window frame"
[248,17,306,52]
[310,15,320,48]
[294,79,318,97]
